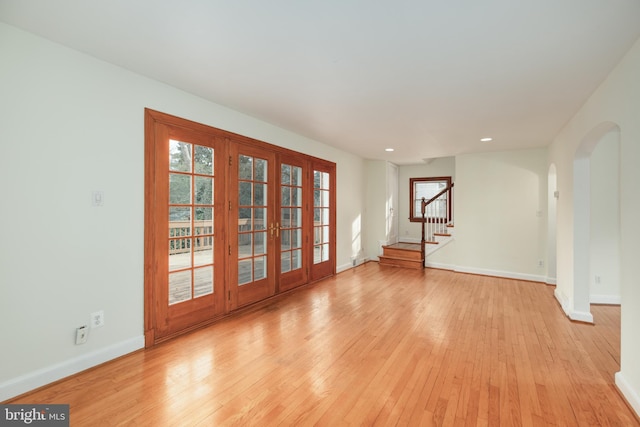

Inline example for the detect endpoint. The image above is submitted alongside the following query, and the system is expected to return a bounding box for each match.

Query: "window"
[409,176,452,222]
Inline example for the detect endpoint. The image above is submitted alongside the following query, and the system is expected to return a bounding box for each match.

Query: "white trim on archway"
[565,121,621,323]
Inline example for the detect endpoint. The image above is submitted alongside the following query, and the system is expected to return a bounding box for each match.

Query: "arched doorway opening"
[572,122,621,323]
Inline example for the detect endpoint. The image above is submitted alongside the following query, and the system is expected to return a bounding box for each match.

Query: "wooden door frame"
[144,110,233,346]
[144,109,336,347]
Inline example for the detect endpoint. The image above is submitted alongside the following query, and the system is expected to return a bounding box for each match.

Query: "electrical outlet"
[75,326,88,345]
[537,259,544,268]
[595,275,601,284]
[91,310,104,328]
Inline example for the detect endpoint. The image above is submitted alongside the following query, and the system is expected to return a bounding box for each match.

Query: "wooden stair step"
[382,247,422,260]
[379,255,424,270]
[382,242,421,251]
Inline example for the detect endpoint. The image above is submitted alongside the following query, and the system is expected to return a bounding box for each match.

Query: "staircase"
[379,223,454,269]
[379,183,454,269]
[379,242,424,269]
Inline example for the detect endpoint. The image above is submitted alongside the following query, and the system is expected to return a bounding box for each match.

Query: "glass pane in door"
[313,170,330,264]
[238,154,269,285]
[280,164,303,273]
[168,140,215,305]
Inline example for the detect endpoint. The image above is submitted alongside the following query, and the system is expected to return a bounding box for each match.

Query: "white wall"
[364,160,389,261]
[0,23,366,400]
[396,152,548,279]
[589,131,621,303]
[336,153,367,273]
[547,164,558,284]
[386,162,399,246]
[455,149,548,280]
[549,36,640,416]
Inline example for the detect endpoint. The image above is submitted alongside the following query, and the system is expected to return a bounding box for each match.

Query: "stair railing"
[421,183,454,266]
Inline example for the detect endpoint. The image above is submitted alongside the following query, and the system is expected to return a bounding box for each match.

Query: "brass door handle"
[269,223,280,238]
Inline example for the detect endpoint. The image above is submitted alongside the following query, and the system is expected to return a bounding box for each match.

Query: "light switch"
[92,191,104,207]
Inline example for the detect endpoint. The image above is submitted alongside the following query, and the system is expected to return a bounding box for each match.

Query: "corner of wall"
[615,371,640,419]
[554,288,571,316]
[553,287,594,323]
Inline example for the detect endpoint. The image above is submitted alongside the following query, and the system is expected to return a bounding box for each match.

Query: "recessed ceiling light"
[385,148,394,152]
[480,137,493,142]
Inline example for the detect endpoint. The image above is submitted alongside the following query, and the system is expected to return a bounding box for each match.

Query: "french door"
[146,120,226,341]
[277,155,308,292]
[228,143,277,308]
[145,109,335,346]
[310,161,336,282]
[228,150,311,307]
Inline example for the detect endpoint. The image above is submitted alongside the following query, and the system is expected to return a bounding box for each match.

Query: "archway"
[572,122,621,322]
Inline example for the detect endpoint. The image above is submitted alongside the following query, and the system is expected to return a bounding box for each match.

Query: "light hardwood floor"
[8,264,639,426]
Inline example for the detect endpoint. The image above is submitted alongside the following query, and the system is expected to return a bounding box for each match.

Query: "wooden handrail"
[420,182,455,218]
[420,183,454,267]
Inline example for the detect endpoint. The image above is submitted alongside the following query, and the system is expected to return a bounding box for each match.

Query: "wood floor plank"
[6,263,639,426]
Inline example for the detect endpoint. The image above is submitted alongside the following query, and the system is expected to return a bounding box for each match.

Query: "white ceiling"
[2,1,639,164]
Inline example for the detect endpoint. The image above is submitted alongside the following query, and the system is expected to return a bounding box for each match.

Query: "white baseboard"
[590,294,622,305]
[337,257,369,273]
[422,261,549,284]
[568,310,594,323]
[424,261,455,270]
[615,371,640,419]
[0,336,144,402]
[545,277,557,285]
[553,289,594,323]
[336,262,351,273]
[454,265,547,283]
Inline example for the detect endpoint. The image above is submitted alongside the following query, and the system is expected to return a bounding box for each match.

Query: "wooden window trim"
[409,176,452,223]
